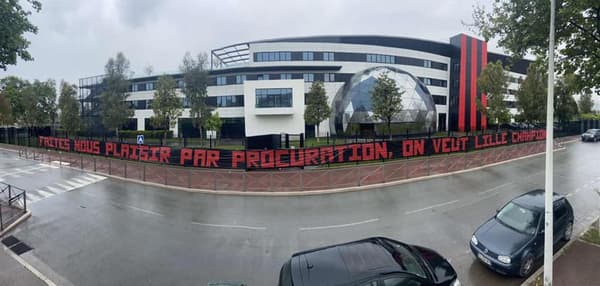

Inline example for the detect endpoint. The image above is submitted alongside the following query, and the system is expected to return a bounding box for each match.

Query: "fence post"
[124,161,127,178]
[143,164,146,181]
[94,158,96,172]
[109,160,111,175]
[8,185,11,204]
[23,192,26,211]
[80,155,83,170]
[214,172,218,191]
[357,165,361,187]
[59,152,62,167]
[299,170,303,191]
[188,168,191,188]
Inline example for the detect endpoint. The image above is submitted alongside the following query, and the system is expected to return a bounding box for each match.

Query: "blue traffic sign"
[137,135,144,145]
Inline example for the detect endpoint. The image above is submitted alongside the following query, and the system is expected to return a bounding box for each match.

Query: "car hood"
[474,218,533,256]
[412,245,457,284]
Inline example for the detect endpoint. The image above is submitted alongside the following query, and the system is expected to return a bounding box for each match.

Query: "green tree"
[0,94,10,142]
[58,81,81,136]
[99,52,133,137]
[304,81,331,141]
[0,0,41,70]
[180,52,210,138]
[0,76,28,123]
[516,62,548,124]
[554,74,580,123]
[204,112,222,148]
[20,79,56,128]
[578,92,594,114]
[370,72,404,139]
[476,60,511,127]
[470,0,600,94]
[151,75,182,140]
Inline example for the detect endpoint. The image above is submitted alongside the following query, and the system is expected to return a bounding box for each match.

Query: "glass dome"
[330,66,437,135]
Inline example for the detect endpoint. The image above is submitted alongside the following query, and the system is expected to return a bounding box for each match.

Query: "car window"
[496,202,540,235]
[383,240,427,278]
[383,277,423,286]
[359,281,378,286]
[554,200,567,220]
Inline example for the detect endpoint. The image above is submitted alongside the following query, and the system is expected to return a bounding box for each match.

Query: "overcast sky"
[2,0,500,85]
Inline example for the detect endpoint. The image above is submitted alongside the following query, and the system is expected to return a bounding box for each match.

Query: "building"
[79,34,531,138]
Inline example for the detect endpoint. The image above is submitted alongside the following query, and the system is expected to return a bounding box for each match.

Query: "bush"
[119,130,173,139]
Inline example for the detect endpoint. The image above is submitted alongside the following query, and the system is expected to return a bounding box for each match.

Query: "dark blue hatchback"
[470,189,574,277]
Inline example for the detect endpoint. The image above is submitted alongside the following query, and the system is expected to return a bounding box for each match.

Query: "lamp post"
[543,0,556,285]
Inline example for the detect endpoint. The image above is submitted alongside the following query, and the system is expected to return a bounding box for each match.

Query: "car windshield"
[496,202,540,235]
[585,129,598,134]
[384,240,427,278]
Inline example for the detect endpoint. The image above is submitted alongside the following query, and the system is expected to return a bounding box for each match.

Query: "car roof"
[511,189,564,211]
[290,237,410,285]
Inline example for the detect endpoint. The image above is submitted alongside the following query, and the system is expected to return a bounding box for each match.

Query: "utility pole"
[543,0,556,285]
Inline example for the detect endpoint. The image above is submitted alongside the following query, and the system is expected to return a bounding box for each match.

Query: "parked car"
[581,129,600,142]
[279,237,460,286]
[470,190,574,277]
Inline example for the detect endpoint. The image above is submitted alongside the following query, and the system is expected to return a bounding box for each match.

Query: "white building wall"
[243,80,305,137]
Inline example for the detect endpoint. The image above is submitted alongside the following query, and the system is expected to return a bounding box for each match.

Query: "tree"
[0,0,41,70]
[370,72,404,139]
[20,79,56,128]
[58,81,81,136]
[304,81,331,141]
[151,75,182,140]
[470,0,600,94]
[476,60,511,127]
[578,92,594,114]
[554,82,579,123]
[0,94,11,142]
[180,52,210,138]
[0,76,28,123]
[516,63,548,124]
[204,112,222,148]
[99,52,133,137]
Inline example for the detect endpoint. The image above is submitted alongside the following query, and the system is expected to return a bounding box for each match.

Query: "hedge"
[119,130,173,139]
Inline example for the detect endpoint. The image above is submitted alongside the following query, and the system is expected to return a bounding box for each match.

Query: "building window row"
[432,95,447,105]
[255,88,293,108]
[366,54,395,64]
[216,76,227,85]
[128,80,184,92]
[128,100,153,110]
[236,75,246,84]
[418,77,447,88]
[303,73,314,82]
[280,73,292,80]
[217,95,244,107]
[255,51,292,62]
[302,52,314,61]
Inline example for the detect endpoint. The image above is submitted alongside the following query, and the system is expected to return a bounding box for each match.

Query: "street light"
[543,0,556,285]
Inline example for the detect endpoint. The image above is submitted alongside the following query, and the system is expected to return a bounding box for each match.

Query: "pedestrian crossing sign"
[137,135,144,145]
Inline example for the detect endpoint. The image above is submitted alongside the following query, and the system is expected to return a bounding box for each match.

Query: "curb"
[0,210,31,237]
[520,215,600,286]
[40,146,566,197]
[2,244,57,286]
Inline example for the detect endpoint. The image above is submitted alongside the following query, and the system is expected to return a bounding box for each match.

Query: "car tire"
[518,253,535,278]
[563,221,573,241]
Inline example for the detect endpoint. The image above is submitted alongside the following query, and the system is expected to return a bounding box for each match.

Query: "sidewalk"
[0,248,45,286]
[526,221,600,286]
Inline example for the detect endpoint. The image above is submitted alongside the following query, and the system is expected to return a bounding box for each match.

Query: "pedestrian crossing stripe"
[26,174,107,204]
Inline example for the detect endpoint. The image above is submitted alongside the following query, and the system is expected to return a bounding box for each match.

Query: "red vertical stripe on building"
[470,39,478,131]
[481,41,488,130]
[458,35,467,132]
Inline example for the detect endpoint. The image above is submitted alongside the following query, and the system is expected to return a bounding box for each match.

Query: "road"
[1,140,599,286]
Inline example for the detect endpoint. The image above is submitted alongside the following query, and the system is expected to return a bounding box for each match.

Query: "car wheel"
[563,221,573,241]
[519,253,535,277]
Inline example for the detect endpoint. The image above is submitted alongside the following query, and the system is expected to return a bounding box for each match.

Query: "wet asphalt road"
[1,141,600,286]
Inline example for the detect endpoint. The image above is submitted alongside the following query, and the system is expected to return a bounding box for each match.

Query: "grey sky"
[2,0,498,85]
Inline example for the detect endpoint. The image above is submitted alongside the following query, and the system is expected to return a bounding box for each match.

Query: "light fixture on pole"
[543,0,556,285]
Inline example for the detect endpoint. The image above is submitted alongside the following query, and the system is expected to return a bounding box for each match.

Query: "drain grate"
[1,235,20,248]
[1,235,33,255]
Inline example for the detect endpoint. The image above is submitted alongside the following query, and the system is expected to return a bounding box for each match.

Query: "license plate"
[478,253,491,265]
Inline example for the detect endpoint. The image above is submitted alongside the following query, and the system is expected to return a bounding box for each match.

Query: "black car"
[581,129,600,142]
[470,190,574,277]
[279,237,460,286]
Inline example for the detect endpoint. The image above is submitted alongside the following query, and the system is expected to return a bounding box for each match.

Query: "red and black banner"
[38,130,546,170]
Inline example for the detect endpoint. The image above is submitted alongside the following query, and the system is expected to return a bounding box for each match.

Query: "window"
[366,53,395,64]
[323,52,334,61]
[280,73,292,80]
[303,73,314,82]
[255,52,291,62]
[257,74,270,80]
[424,60,432,68]
[236,75,246,84]
[181,97,191,108]
[383,277,422,286]
[131,84,138,92]
[146,100,153,109]
[176,80,185,88]
[146,82,154,90]
[255,88,293,108]
[137,83,146,91]
[216,76,227,85]
[554,200,567,220]
[422,78,431,85]
[216,95,243,107]
[302,52,314,61]
[432,95,447,105]
[323,73,335,82]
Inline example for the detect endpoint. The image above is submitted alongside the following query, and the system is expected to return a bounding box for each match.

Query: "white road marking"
[8,174,21,178]
[405,200,460,215]
[86,174,106,180]
[37,190,53,198]
[64,180,83,188]
[478,182,513,195]
[0,165,46,178]
[299,218,379,231]
[76,176,96,184]
[72,178,91,185]
[26,193,42,201]
[125,205,164,217]
[45,186,63,194]
[39,163,59,169]
[55,183,73,191]
[191,221,267,231]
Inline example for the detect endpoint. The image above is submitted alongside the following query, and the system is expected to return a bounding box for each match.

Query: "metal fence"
[0,183,27,231]
[12,137,571,193]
